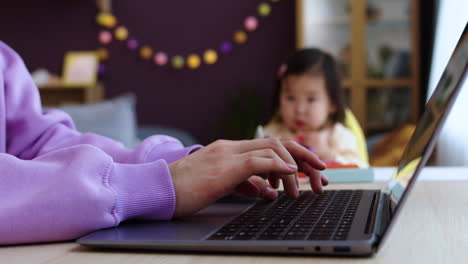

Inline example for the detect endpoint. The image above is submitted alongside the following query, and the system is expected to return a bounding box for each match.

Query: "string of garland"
[94,0,282,73]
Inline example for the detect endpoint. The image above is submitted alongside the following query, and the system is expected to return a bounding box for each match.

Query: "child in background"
[264,48,368,168]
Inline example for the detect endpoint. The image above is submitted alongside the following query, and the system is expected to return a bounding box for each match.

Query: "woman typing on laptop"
[0,42,328,245]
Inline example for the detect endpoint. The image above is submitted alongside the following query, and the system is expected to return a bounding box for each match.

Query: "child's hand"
[301,130,335,161]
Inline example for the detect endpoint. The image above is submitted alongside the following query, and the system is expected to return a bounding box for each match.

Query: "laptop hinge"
[364,191,380,234]
[374,192,392,240]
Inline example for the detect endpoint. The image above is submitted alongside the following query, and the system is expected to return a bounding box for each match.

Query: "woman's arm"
[0,146,176,245]
[0,41,196,245]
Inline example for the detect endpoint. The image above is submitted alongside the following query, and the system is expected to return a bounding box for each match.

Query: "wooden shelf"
[365,79,413,87]
[342,79,351,88]
[297,0,420,135]
[38,83,104,106]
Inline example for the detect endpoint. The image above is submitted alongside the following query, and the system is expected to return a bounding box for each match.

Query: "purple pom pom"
[127,37,139,50]
[98,63,106,74]
[220,41,233,54]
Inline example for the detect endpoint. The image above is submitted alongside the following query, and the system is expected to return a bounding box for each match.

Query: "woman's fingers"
[236,138,326,174]
[235,176,278,200]
[239,154,297,177]
[282,173,300,198]
[282,139,327,193]
[281,140,327,170]
[321,174,329,186]
[300,160,327,194]
[231,139,328,198]
[235,139,329,198]
[239,153,299,198]
[257,173,281,189]
[268,175,280,189]
[234,180,260,197]
[234,138,298,168]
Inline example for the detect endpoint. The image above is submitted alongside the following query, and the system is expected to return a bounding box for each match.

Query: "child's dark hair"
[270,48,346,124]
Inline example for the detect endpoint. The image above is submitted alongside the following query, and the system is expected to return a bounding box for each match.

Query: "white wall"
[428,0,468,165]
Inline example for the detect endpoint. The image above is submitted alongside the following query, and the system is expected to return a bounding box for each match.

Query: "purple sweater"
[0,41,202,245]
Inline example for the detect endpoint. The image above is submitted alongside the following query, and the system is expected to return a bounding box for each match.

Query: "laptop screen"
[384,24,468,205]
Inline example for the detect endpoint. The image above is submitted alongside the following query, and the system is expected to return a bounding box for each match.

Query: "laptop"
[78,24,468,256]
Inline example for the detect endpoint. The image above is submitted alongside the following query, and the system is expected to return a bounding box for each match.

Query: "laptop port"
[334,246,351,253]
[287,247,304,253]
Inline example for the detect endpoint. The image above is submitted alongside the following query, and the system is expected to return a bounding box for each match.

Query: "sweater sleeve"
[0,145,177,245]
[0,42,202,245]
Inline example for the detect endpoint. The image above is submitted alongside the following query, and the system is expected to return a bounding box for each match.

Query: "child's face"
[279,74,336,132]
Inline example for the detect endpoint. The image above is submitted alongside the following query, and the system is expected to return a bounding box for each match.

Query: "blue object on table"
[322,168,375,183]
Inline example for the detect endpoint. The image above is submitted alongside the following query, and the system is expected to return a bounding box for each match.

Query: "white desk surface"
[2,167,468,264]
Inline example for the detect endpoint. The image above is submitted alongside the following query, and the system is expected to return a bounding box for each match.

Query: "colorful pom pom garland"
[95,0,281,71]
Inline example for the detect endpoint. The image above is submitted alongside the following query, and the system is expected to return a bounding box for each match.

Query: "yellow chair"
[343,109,369,164]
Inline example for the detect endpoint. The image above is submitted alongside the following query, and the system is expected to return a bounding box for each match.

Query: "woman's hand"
[169,138,327,217]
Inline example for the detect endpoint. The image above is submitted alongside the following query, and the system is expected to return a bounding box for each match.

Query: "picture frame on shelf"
[61,51,98,87]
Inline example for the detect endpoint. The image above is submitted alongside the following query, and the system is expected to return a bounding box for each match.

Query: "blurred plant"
[366,4,381,23]
[379,45,393,67]
[369,44,394,78]
[216,83,267,140]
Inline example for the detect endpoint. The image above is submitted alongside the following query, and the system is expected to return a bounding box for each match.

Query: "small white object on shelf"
[31,68,51,87]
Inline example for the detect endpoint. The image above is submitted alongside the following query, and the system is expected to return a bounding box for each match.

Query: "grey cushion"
[58,93,139,148]
[137,125,198,147]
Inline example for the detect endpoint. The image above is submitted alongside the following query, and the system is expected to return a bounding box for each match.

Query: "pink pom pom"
[244,16,258,32]
[98,30,112,45]
[154,52,168,66]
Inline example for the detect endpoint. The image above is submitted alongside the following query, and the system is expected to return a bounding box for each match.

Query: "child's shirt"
[0,41,202,245]
[263,121,368,168]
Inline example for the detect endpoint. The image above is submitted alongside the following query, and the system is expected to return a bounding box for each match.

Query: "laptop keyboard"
[207,190,362,241]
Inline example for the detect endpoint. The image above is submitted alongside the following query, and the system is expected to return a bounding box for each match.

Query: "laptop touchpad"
[80,199,254,242]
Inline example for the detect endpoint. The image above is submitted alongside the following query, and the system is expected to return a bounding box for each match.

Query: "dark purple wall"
[0,0,295,144]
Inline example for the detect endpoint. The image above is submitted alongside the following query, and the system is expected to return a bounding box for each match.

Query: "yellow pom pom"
[187,54,201,69]
[172,55,185,69]
[203,50,218,65]
[96,12,117,28]
[140,45,153,60]
[114,26,128,41]
[258,3,271,17]
[96,48,109,61]
[233,30,248,44]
